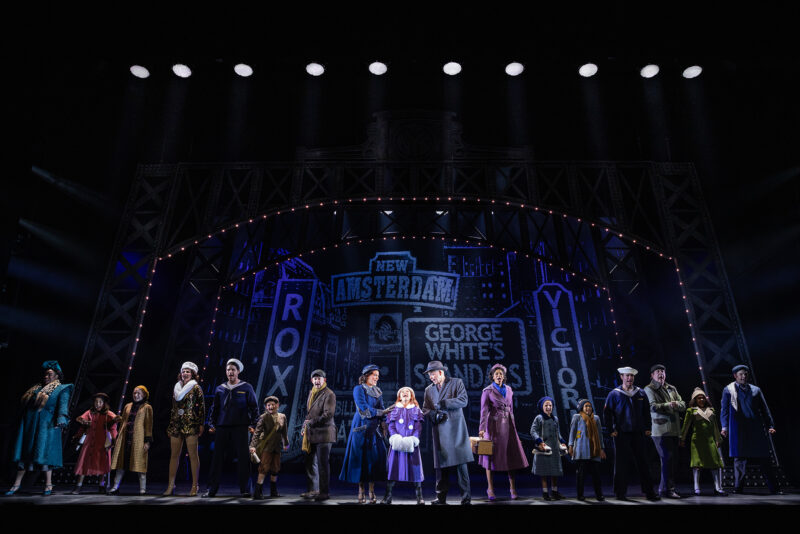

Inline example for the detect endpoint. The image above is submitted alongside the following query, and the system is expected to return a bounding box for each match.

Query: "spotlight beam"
[31,166,117,219]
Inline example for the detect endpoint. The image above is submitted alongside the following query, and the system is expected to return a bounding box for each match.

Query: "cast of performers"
[339,364,389,503]
[478,363,528,501]
[7,360,73,496]
[422,360,473,505]
[383,387,425,504]
[301,369,337,501]
[109,385,153,495]
[568,399,606,501]
[249,395,289,499]
[203,358,259,498]
[680,387,726,495]
[72,392,118,494]
[530,396,567,500]
[163,361,205,496]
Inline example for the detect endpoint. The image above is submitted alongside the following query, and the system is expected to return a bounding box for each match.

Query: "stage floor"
[2,473,794,506]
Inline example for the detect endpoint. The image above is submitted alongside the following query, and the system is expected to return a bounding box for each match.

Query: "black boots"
[382,481,394,504]
[253,483,264,500]
[269,481,280,498]
[415,484,425,505]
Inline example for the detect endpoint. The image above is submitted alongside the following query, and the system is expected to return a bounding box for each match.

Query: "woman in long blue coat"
[339,364,388,504]
[7,361,73,496]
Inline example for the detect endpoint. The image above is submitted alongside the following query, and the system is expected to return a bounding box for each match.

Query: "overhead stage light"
[640,64,659,78]
[443,62,462,75]
[306,62,325,76]
[505,62,524,76]
[172,64,192,78]
[579,63,598,77]
[682,65,702,79]
[129,65,150,79]
[234,63,253,77]
[369,61,388,75]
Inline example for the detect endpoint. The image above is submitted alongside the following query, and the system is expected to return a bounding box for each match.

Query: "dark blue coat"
[208,381,259,428]
[339,385,387,483]
[603,387,651,434]
[720,382,773,458]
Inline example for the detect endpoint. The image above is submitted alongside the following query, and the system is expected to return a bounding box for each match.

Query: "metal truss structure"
[72,113,763,464]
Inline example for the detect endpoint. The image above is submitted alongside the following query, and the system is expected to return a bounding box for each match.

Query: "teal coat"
[13,383,73,469]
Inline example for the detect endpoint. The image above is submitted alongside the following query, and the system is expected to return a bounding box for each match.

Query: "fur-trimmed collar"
[174,380,198,401]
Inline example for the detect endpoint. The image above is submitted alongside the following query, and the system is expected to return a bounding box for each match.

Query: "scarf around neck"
[363,384,383,398]
[174,380,198,401]
[579,411,602,457]
[492,382,507,397]
[303,384,327,453]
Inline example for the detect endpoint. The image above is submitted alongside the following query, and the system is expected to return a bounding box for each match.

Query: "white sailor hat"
[617,366,638,375]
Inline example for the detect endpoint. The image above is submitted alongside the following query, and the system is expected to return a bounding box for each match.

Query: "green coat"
[680,407,723,469]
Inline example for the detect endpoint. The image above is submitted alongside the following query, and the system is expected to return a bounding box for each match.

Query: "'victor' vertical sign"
[533,283,594,423]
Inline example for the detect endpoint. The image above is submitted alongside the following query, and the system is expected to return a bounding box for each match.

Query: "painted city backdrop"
[204,241,621,466]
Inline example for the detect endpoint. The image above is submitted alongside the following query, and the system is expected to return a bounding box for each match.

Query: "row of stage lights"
[129,61,703,80]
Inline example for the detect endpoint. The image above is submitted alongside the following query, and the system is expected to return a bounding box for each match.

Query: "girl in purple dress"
[382,387,425,505]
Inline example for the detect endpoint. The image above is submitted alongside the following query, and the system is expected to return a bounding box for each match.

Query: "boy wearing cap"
[603,366,659,501]
[643,363,685,498]
[250,396,289,499]
[720,364,781,494]
[203,358,259,498]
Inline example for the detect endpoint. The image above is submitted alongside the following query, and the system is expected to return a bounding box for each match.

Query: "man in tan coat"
[300,369,337,502]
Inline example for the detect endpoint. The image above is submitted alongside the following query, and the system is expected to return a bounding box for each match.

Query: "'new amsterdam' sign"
[331,251,460,310]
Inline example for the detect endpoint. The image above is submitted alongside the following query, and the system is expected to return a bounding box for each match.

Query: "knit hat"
[133,385,149,400]
[538,396,555,413]
[577,398,592,411]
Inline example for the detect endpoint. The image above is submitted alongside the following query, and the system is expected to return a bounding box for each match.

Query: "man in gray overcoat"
[422,360,473,505]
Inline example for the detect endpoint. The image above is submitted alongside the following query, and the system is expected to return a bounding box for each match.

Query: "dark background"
[2,3,798,483]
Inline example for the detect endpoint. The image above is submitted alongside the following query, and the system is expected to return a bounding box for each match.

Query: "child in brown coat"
[249,396,289,499]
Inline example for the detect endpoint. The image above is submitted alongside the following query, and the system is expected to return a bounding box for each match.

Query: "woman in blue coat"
[339,364,388,504]
[7,361,73,496]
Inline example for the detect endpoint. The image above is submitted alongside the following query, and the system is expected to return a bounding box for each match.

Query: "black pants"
[207,426,251,493]
[576,460,603,498]
[612,432,656,498]
[435,463,470,502]
[733,457,779,492]
[652,436,679,493]
[305,442,332,495]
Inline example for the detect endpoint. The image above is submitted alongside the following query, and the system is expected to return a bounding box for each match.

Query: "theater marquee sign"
[331,251,460,310]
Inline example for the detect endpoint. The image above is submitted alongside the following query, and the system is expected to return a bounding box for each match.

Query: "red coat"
[74,410,118,476]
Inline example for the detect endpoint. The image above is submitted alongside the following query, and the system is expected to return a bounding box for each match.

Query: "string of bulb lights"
[118,195,706,406]
[128,61,703,80]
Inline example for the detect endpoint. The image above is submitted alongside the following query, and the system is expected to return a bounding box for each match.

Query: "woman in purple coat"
[382,387,425,505]
[478,364,529,501]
